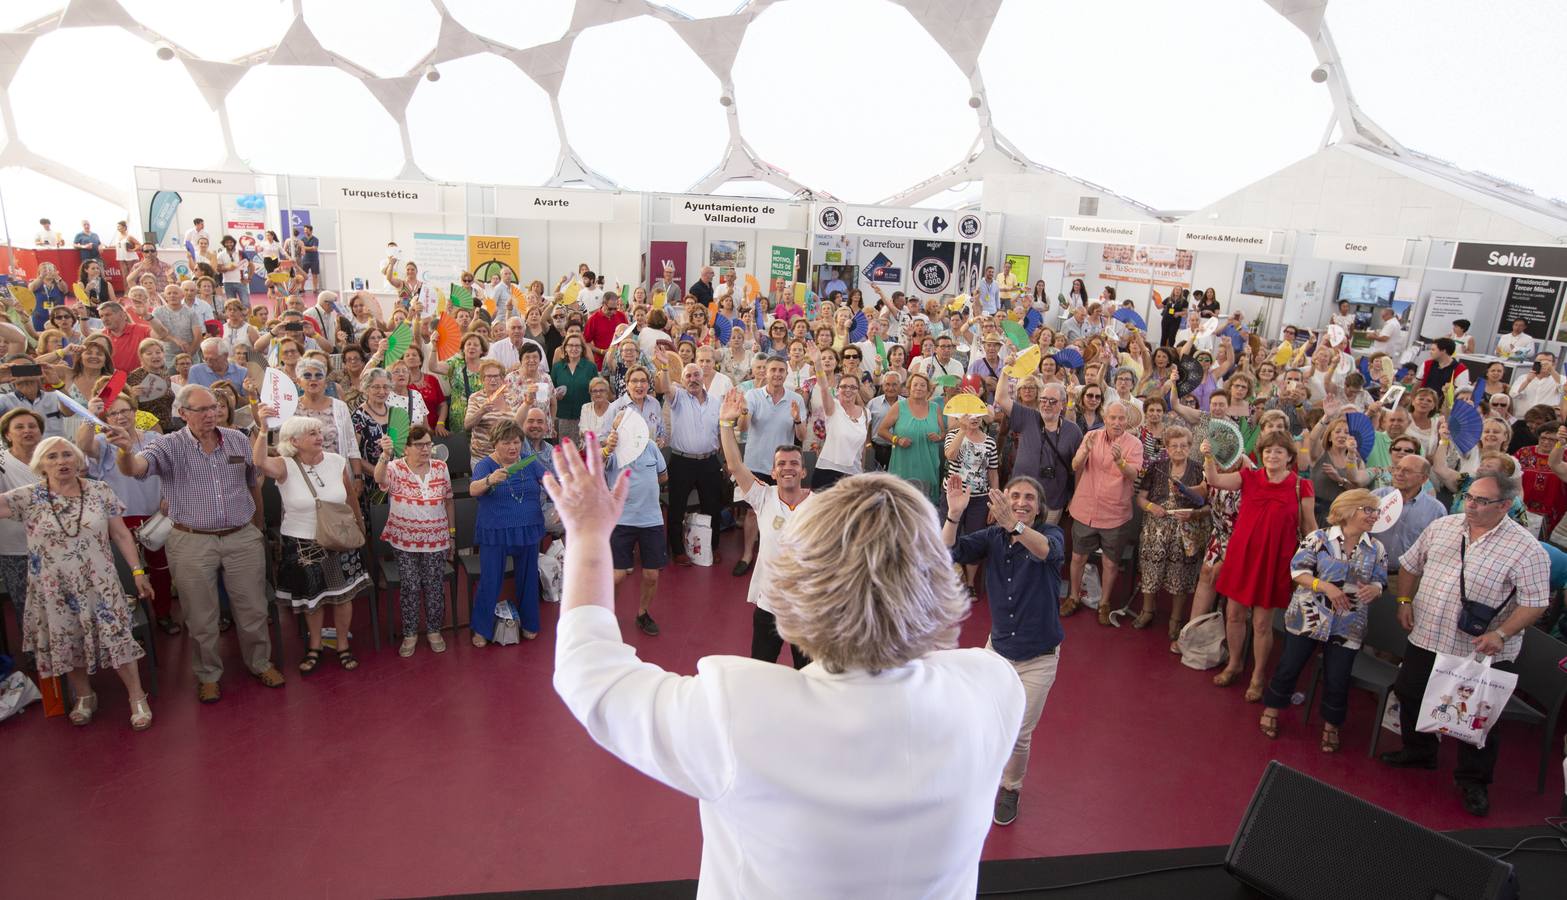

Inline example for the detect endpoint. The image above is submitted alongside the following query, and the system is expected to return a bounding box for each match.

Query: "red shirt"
[106,321,153,373]
[583,310,628,363]
[1516,446,1567,535]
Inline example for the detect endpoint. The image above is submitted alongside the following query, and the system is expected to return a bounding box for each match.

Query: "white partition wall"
[647,194,811,299]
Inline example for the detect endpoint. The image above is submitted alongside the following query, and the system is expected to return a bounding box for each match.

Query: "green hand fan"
[387,406,410,455]
[449,283,475,310]
[934,374,960,390]
[1001,320,1030,350]
[1206,417,1245,469]
[874,335,886,364]
[504,454,538,476]
[384,322,413,366]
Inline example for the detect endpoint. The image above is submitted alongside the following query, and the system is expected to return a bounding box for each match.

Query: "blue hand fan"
[1112,308,1146,331]
[1055,347,1084,370]
[1357,356,1372,384]
[1344,411,1375,461]
[1471,376,1487,405]
[1447,400,1483,455]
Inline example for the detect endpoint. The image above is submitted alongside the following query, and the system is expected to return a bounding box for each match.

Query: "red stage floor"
[2,530,1561,898]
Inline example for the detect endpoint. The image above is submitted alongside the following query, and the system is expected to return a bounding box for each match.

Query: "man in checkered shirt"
[1381,473,1549,818]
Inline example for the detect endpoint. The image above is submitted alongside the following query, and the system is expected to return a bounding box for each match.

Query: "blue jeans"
[1263,632,1358,725]
[469,542,539,641]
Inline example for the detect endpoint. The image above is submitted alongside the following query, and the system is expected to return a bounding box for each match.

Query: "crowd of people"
[2,242,1563,828]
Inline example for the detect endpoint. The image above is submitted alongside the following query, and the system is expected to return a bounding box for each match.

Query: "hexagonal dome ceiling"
[0,0,1563,236]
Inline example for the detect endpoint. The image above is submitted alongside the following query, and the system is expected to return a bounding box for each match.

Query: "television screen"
[1240,261,1288,298]
[1336,273,1398,306]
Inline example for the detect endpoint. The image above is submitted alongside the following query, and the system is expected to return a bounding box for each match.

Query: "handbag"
[1178,611,1229,671]
[290,458,364,553]
[1415,651,1518,748]
[135,512,173,551]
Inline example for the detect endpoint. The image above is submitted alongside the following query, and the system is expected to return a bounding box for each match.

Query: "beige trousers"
[990,639,1061,792]
[164,524,273,683]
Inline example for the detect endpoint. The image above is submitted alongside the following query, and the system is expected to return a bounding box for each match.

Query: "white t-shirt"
[742,482,814,612]
[216,249,242,284]
[816,401,869,475]
[1514,372,1565,414]
[1497,332,1536,360]
[278,452,351,541]
[1377,318,1405,358]
[0,450,41,555]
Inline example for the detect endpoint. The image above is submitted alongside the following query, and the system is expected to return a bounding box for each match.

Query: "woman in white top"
[1404,387,1442,455]
[811,370,870,490]
[219,298,259,352]
[549,443,1024,900]
[250,415,369,674]
[0,408,43,622]
[578,377,614,436]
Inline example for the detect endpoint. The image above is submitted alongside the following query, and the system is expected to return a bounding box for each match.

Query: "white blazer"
[555,606,1024,899]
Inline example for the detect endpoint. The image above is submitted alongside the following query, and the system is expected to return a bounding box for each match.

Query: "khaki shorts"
[1071,517,1134,562]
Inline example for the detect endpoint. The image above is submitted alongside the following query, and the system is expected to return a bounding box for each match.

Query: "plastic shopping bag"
[1178,611,1228,671]
[683,513,713,567]
[1381,693,1404,735]
[1415,651,1518,749]
[538,543,563,604]
[0,671,42,722]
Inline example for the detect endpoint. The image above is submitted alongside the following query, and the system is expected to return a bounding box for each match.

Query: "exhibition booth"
[3,166,1556,371]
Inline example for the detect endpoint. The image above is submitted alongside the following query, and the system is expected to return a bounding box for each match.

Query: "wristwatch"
[1010,521,1026,536]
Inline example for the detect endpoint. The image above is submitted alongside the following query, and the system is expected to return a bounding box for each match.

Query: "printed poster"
[468,234,521,283]
[910,240,956,297]
[1004,253,1030,286]
[709,240,747,269]
[1097,243,1194,288]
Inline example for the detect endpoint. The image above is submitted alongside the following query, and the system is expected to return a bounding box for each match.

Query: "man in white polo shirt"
[1373,307,1405,359]
[719,387,814,667]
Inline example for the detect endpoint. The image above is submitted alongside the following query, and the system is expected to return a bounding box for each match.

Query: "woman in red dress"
[1203,431,1317,701]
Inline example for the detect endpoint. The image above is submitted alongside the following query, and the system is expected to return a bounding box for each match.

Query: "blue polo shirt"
[952,523,1065,661]
[608,441,666,529]
[188,362,247,392]
[743,386,803,475]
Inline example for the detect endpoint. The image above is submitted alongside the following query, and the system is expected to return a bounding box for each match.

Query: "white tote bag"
[1415,651,1518,749]
[1178,611,1228,671]
[682,513,714,567]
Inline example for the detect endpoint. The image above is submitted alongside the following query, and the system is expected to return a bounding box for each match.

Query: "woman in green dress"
[875,371,945,501]
[427,331,487,435]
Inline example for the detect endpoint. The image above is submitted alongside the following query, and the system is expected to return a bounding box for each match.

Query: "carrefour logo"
[818,207,842,231]
[957,214,981,240]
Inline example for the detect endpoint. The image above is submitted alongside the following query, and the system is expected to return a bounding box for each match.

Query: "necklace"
[44,479,86,538]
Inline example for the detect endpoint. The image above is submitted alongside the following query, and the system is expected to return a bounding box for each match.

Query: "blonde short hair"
[29,436,86,478]
[1328,488,1377,526]
[276,415,323,459]
[766,473,968,674]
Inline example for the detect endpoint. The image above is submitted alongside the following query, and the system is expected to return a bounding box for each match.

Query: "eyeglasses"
[843,353,861,360]
[1460,493,1506,508]
[1354,506,1380,517]
[183,404,220,415]
[1040,398,1062,406]
[408,440,433,449]
[299,371,325,380]
[1083,393,1102,400]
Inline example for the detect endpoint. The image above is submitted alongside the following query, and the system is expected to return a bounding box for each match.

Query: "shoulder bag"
[291,458,364,552]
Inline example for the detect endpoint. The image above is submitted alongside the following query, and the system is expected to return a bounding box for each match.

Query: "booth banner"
[1060,218,1146,243]
[1501,277,1564,340]
[910,240,956,296]
[497,187,614,222]
[1174,224,1272,253]
[468,235,521,283]
[671,196,794,230]
[859,237,908,287]
[648,240,687,297]
[1004,254,1030,285]
[223,194,268,239]
[813,234,855,267]
[157,168,256,193]
[956,242,983,297]
[1097,244,1194,288]
[1420,289,1480,340]
[147,191,182,246]
[413,233,467,288]
[814,203,983,242]
[1312,233,1408,266]
[1450,241,1567,280]
[318,177,441,213]
[280,208,310,237]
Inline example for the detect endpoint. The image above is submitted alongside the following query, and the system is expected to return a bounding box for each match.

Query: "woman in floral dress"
[0,436,153,730]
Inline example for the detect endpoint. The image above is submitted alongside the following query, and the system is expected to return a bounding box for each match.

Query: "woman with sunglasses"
[292,357,358,461]
[78,391,177,633]
[877,371,946,502]
[1074,384,1105,433]
[551,333,597,443]
[1256,489,1387,752]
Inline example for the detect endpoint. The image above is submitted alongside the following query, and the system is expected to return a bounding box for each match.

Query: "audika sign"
[814,203,984,242]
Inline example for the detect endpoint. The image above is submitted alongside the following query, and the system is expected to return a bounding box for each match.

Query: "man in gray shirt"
[150,283,203,362]
[732,356,804,576]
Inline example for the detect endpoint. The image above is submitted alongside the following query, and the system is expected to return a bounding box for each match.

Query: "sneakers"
[1461,784,1490,817]
[427,632,446,653]
[636,611,660,636]
[993,787,1020,826]
[399,635,418,658]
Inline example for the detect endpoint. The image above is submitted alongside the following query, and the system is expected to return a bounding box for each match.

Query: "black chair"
[1498,627,1567,793]
[453,496,493,632]
[442,433,472,495]
[1301,594,1406,757]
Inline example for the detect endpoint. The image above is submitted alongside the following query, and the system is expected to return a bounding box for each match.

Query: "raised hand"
[720,388,745,421]
[943,473,970,517]
[542,433,630,541]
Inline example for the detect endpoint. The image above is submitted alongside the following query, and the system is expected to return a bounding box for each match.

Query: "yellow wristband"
[132,568,146,577]
[1395,596,1413,605]
[1311,577,1319,593]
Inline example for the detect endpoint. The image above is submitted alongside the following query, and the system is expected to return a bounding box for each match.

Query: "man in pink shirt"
[1066,401,1142,622]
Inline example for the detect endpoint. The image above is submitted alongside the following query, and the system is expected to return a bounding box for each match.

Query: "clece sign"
[813,203,985,241]
[1450,241,1567,280]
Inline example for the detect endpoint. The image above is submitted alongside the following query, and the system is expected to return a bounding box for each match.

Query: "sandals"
[1212,669,1241,688]
[1097,602,1113,626]
[1058,596,1080,618]
[130,696,153,731]
[336,649,359,671]
[399,635,418,658]
[68,692,99,726]
[1132,608,1156,630]
[299,648,323,674]
[156,616,183,636]
[471,633,488,648]
[1244,681,1265,703]
[1320,725,1341,753]
[1259,710,1279,740]
[1167,617,1184,641]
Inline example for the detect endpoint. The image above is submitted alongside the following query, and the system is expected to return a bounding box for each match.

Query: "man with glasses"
[110,385,283,703]
[1382,473,1549,816]
[126,243,174,292]
[912,336,964,383]
[189,337,247,392]
[1373,452,1445,577]
[1065,401,1141,622]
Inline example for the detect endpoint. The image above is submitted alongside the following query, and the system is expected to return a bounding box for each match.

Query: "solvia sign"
[1450,241,1567,279]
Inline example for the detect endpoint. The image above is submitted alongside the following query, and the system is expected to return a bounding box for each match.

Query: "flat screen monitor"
[1240,261,1288,298]
[1336,273,1398,306]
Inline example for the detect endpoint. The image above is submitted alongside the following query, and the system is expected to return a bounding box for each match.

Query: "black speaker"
[1226,762,1517,900]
